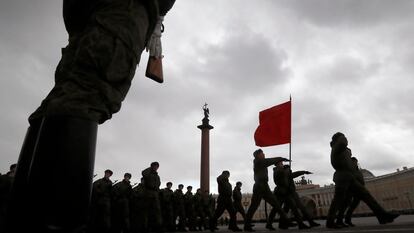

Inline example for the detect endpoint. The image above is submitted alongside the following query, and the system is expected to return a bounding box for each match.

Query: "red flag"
[254,101,291,147]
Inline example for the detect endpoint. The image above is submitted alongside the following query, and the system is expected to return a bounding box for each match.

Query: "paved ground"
[208,215,414,233]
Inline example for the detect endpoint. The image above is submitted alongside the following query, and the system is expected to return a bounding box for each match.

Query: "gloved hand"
[146,16,164,58]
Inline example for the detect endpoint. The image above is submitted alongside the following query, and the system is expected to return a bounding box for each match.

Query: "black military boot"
[378,212,400,224]
[21,116,97,233]
[6,119,42,232]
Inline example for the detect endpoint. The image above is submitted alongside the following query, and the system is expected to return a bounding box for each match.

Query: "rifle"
[146,55,163,83]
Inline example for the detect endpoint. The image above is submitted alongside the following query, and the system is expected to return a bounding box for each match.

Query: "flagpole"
[289,95,292,167]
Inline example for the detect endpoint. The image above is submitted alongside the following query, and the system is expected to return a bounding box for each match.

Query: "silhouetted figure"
[232,182,246,220]
[202,191,215,230]
[142,162,162,232]
[88,169,113,233]
[283,168,320,228]
[160,182,175,232]
[210,171,241,232]
[111,173,132,233]
[184,186,197,231]
[0,164,16,232]
[6,1,175,232]
[243,149,291,231]
[267,162,316,230]
[173,184,187,231]
[336,157,364,227]
[326,132,399,228]
[130,178,146,233]
[193,188,206,231]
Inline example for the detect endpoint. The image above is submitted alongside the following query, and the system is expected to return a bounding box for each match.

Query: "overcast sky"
[1,0,414,193]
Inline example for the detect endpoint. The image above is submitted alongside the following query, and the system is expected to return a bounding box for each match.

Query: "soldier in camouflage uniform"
[173,184,187,231]
[202,191,215,230]
[210,171,241,232]
[160,182,175,232]
[130,178,146,233]
[326,132,399,228]
[232,182,246,221]
[243,149,292,231]
[7,0,175,232]
[111,173,133,233]
[184,186,197,231]
[88,169,113,233]
[266,162,310,230]
[193,188,206,231]
[142,162,162,232]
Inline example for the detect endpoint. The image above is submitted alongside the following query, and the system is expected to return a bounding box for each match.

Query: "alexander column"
[198,103,213,193]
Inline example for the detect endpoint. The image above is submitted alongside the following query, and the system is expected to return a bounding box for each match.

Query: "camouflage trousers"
[29,7,149,124]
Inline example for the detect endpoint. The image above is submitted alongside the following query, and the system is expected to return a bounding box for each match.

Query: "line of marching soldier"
[87,161,217,233]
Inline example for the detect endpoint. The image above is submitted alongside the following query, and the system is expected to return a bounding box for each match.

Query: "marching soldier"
[130,178,146,233]
[243,149,292,231]
[266,162,312,230]
[88,169,113,233]
[184,186,196,231]
[193,188,206,231]
[111,173,133,233]
[142,162,162,232]
[203,191,215,230]
[173,184,187,231]
[160,182,175,232]
[232,182,246,220]
[210,171,241,232]
[326,132,399,228]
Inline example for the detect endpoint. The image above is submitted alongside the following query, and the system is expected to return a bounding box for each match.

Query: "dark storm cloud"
[277,0,414,28]
[191,30,289,94]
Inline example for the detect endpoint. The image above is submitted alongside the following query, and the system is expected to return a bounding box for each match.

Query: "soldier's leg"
[284,197,310,229]
[234,202,246,220]
[292,192,320,227]
[225,199,240,231]
[210,198,226,231]
[350,181,399,224]
[336,192,352,226]
[266,206,278,230]
[177,206,187,231]
[150,194,163,232]
[22,116,97,232]
[266,194,283,229]
[262,190,292,229]
[326,183,349,228]
[344,197,360,226]
[5,119,42,231]
[244,191,263,230]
